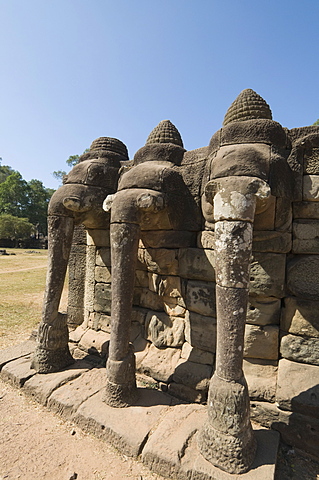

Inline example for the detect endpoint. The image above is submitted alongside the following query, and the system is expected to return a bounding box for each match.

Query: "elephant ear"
[223,89,272,126]
[288,128,319,176]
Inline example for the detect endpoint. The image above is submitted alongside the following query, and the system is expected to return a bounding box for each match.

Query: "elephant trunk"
[103,188,165,407]
[198,176,270,474]
[31,215,75,373]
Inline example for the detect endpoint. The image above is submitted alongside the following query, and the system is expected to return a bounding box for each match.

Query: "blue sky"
[1,0,319,189]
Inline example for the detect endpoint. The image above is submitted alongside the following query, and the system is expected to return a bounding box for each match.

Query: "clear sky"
[1,0,318,189]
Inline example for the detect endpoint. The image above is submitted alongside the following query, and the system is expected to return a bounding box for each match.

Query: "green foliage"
[52,169,67,182]
[53,148,90,184]
[0,173,53,235]
[0,214,34,243]
[0,172,29,217]
[26,179,54,234]
[66,154,80,167]
[313,119,319,126]
[0,164,16,183]
[66,148,89,168]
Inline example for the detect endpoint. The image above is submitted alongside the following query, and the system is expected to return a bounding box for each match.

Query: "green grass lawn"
[0,248,67,348]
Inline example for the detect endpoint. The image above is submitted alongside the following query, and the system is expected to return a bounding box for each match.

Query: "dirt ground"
[0,379,164,480]
[1,379,319,480]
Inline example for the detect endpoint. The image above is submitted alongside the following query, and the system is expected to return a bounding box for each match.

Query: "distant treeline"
[0,161,54,247]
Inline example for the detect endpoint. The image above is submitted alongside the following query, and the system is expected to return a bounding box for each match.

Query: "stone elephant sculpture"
[31,137,129,373]
[32,88,313,474]
[103,89,297,473]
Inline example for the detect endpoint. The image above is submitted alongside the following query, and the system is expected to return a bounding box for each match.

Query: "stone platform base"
[0,340,279,480]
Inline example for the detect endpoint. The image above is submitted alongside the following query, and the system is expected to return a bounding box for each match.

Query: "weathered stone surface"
[132,335,150,368]
[172,359,212,391]
[137,247,179,275]
[74,388,172,457]
[181,342,215,366]
[243,358,277,402]
[23,359,92,405]
[130,321,142,343]
[214,284,249,381]
[293,201,319,219]
[303,174,319,201]
[244,325,279,360]
[95,266,112,283]
[303,146,319,174]
[287,255,319,300]
[86,228,110,247]
[252,231,291,253]
[87,312,112,333]
[185,280,216,317]
[78,329,110,356]
[275,197,293,232]
[94,282,112,313]
[210,143,271,183]
[163,296,186,317]
[145,311,184,347]
[67,305,85,327]
[141,230,196,248]
[138,343,181,383]
[254,194,276,231]
[69,325,88,343]
[181,429,279,480]
[148,274,182,297]
[135,269,149,288]
[246,297,280,326]
[184,311,216,353]
[67,238,86,326]
[168,382,208,403]
[0,339,35,370]
[281,297,319,337]
[250,401,319,459]
[0,355,36,387]
[276,358,319,417]
[293,219,319,253]
[95,247,111,267]
[131,306,148,325]
[280,334,319,365]
[84,244,96,311]
[214,221,252,288]
[47,367,106,417]
[142,404,206,477]
[197,230,214,250]
[179,248,215,282]
[133,287,163,311]
[249,253,286,298]
[200,392,256,474]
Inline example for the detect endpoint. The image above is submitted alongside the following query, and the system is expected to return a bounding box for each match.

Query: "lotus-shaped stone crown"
[223,89,272,126]
[90,137,129,159]
[146,120,184,148]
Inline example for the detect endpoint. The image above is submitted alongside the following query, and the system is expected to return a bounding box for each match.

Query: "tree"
[313,119,319,126]
[0,214,34,246]
[0,159,16,184]
[25,179,54,235]
[52,149,89,184]
[0,173,54,236]
[0,172,29,217]
[52,169,67,183]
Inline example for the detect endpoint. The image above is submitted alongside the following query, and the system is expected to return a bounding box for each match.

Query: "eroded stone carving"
[32,89,319,473]
[31,137,129,373]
